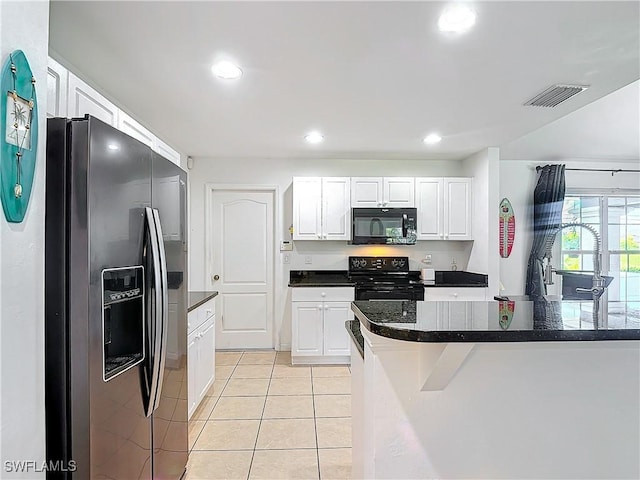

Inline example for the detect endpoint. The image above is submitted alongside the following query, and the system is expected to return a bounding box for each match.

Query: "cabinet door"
[154,175,182,241]
[292,302,323,356]
[415,178,444,239]
[293,177,322,240]
[47,57,68,118]
[323,301,352,356]
[440,302,472,330]
[68,72,119,126]
[351,177,383,207]
[197,318,216,400]
[322,177,351,240]
[153,137,182,166]
[383,177,415,207]
[187,331,198,418]
[118,111,154,148]
[444,178,472,240]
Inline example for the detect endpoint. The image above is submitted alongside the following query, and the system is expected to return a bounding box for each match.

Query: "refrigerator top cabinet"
[45,116,187,480]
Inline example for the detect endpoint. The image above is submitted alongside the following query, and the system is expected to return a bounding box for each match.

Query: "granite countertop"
[421,271,488,287]
[289,270,354,287]
[188,291,218,312]
[289,270,488,288]
[351,298,640,343]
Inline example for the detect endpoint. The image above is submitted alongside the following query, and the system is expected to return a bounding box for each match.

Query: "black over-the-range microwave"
[351,207,417,245]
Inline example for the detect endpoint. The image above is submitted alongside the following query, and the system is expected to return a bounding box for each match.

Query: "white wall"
[0,0,49,477]
[188,157,475,348]
[499,159,640,295]
[463,147,501,297]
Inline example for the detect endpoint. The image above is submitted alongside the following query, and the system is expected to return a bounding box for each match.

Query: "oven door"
[355,285,424,301]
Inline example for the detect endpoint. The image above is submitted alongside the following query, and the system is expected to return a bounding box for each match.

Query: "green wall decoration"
[1,50,38,223]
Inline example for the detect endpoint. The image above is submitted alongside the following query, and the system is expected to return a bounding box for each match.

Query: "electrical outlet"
[304,255,312,264]
[283,254,290,264]
[422,254,432,264]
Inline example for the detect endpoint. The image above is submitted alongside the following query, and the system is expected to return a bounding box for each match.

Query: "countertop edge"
[351,303,640,343]
[346,320,364,358]
[187,291,219,312]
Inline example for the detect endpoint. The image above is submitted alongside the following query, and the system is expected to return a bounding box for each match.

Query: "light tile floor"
[186,351,352,480]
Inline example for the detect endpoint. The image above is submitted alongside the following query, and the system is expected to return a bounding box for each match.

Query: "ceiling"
[49,1,639,161]
[501,79,639,162]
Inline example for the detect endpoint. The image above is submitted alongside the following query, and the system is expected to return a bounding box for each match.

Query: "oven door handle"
[402,213,408,237]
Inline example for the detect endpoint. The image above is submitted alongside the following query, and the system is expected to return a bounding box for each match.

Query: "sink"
[556,272,613,300]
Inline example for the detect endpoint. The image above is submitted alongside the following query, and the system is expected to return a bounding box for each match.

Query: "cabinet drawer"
[291,287,354,302]
[187,310,199,335]
[200,298,215,321]
[424,287,487,301]
[188,298,216,335]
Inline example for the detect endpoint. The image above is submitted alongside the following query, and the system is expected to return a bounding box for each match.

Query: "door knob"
[213,274,220,281]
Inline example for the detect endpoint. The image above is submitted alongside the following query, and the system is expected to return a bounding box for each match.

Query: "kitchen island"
[348,298,640,479]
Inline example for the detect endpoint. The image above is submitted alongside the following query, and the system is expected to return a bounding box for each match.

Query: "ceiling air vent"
[524,84,589,108]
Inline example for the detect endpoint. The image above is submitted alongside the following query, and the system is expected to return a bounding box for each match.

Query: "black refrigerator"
[45,116,188,479]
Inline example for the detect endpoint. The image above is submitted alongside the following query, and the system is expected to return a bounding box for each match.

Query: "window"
[561,194,640,327]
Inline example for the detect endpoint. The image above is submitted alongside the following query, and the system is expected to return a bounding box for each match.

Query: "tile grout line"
[246,352,276,480]
[311,366,322,480]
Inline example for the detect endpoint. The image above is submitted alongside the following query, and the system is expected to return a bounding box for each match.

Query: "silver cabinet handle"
[317,305,323,310]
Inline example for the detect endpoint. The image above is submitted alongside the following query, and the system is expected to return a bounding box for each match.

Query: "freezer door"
[151,153,188,479]
[86,117,154,479]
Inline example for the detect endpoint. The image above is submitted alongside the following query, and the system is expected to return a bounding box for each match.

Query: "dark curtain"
[525,164,566,297]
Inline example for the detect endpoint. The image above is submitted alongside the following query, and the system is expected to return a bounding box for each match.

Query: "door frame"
[204,183,280,349]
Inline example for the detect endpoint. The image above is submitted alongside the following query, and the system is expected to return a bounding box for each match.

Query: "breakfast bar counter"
[348,298,640,479]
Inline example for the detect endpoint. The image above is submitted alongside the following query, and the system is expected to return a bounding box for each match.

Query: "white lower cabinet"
[291,287,354,365]
[424,287,487,301]
[187,298,216,419]
[418,288,489,331]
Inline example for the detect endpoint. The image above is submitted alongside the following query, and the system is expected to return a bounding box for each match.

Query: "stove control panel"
[349,256,409,272]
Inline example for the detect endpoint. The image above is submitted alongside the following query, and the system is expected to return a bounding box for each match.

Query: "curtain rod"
[535,166,640,176]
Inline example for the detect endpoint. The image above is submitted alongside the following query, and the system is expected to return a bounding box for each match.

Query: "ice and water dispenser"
[102,266,145,381]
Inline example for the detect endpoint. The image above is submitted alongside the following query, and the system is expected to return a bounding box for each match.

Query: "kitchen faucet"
[543,222,605,326]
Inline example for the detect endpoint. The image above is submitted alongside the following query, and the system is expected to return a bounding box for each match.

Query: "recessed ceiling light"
[423,133,442,145]
[304,131,324,144]
[438,4,476,33]
[211,61,243,80]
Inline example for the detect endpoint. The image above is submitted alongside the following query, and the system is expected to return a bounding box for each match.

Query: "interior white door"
[210,189,274,349]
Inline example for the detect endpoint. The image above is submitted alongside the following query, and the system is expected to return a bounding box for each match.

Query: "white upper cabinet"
[444,178,472,240]
[47,58,68,118]
[50,57,182,165]
[293,177,350,241]
[321,177,351,240]
[416,177,472,240]
[68,72,119,127]
[293,177,322,240]
[350,177,382,207]
[415,178,443,239]
[351,177,414,207]
[117,111,154,148]
[153,137,182,166]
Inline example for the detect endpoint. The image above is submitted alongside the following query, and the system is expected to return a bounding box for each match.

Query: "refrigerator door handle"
[144,207,164,418]
[150,208,169,413]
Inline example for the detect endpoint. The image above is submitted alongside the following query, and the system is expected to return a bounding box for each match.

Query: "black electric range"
[348,256,424,301]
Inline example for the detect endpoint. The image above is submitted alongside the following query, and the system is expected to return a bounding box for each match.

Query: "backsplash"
[288,240,474,272]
